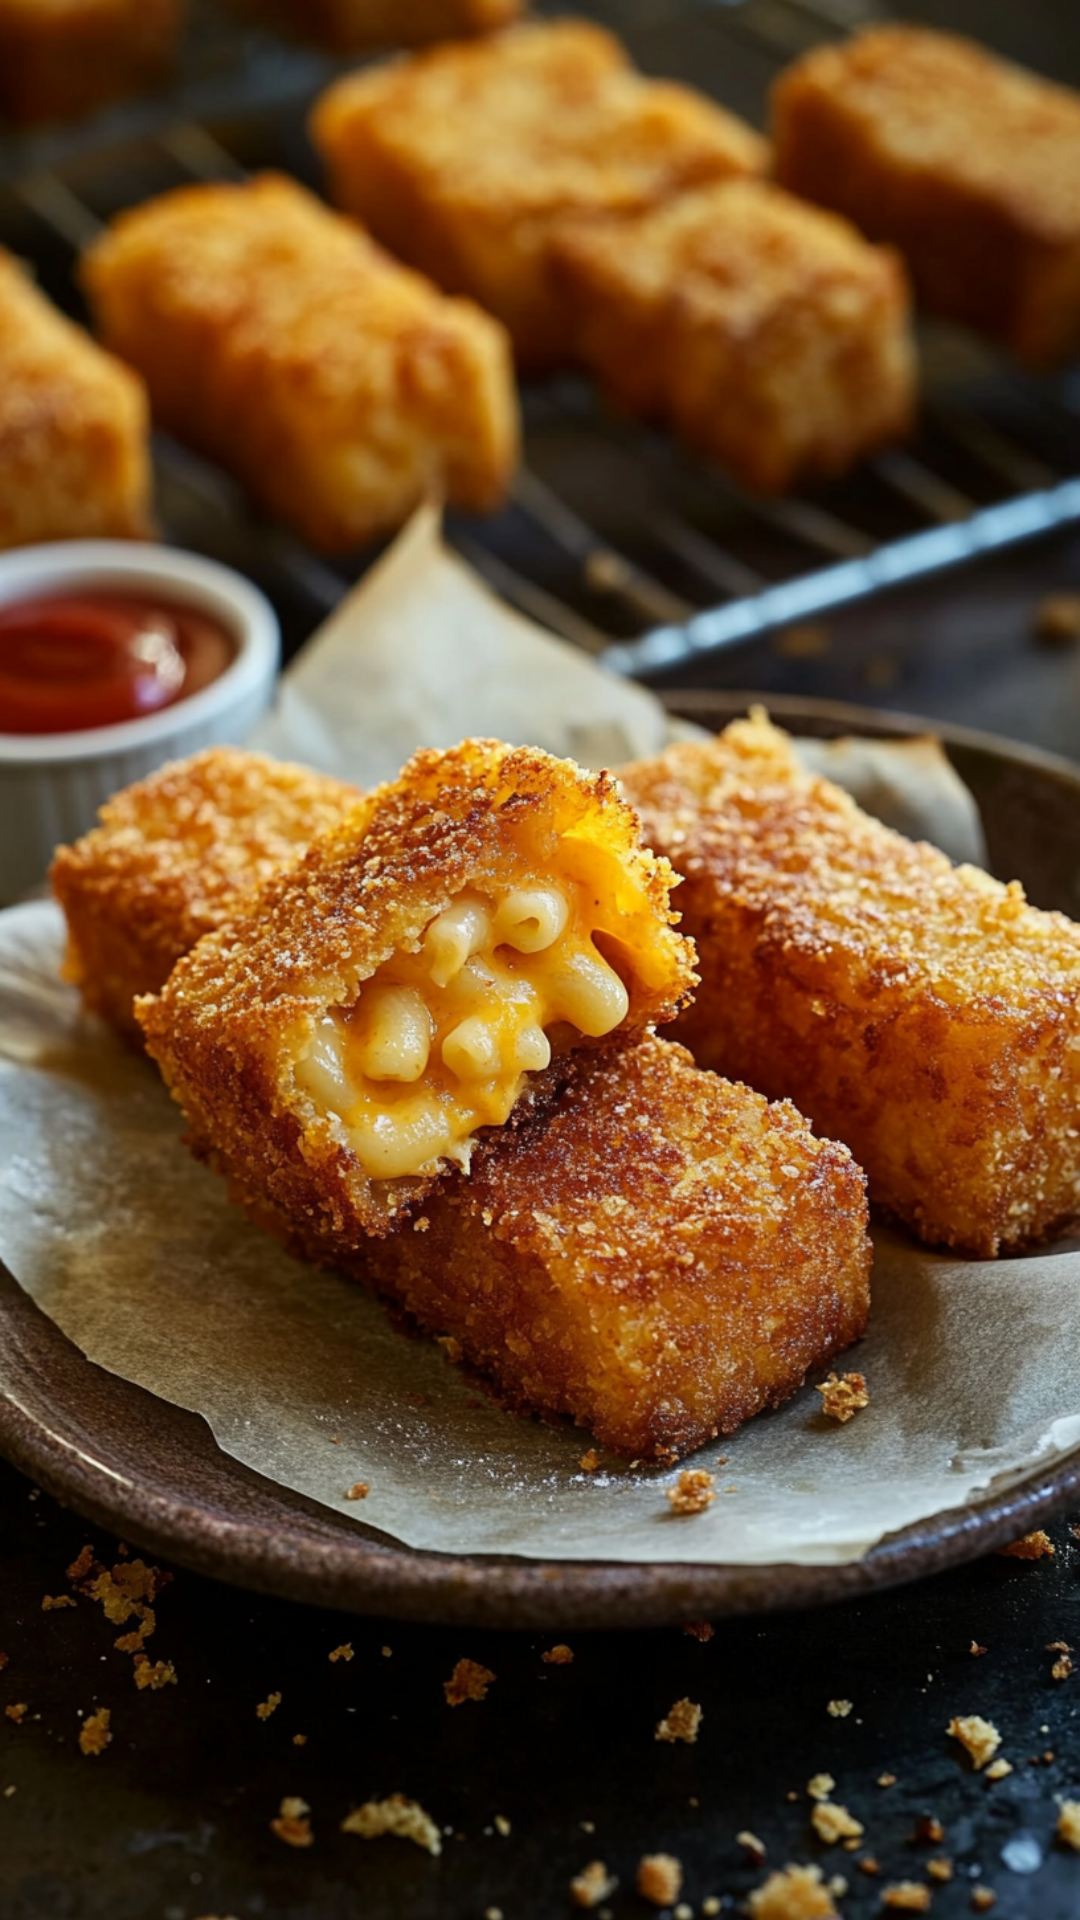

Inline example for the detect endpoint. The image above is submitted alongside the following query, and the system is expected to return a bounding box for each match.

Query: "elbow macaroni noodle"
[295,881,631,1179]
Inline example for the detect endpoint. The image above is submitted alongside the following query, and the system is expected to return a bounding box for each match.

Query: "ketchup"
[0,590,236,735]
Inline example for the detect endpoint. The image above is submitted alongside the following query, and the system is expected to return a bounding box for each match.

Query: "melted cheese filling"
[295,882,630,1179]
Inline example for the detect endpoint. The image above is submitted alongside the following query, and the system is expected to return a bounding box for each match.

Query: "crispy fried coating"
[622,715,1080,1257]
[0,0,180,127]
[80,173,518,552]
[137,739,696,1241]
[357,1032,869,1460]
[553,179,914,494]
[50,749,361,1045]
[772,25,1080,367]
[0,248,150,550]
[267,0,520,53]
[311,19,767,370]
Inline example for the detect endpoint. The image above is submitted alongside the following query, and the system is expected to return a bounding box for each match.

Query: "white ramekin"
[0,541,280,903]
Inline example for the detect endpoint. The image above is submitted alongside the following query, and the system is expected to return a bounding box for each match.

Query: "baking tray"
[1,0,1079,679]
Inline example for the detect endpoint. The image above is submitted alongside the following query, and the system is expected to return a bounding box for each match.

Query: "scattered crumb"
[703,1901,721,1917]
[78,1707,111,1756]
[877,1775,897,1788]
[381,1647,392,1658]
[579,1450,600,1473]
[495,1814,511,1836]
[1051,1654,1074,1681]
[747,1862,839,1918]
[880,1885,931,1912]
[114,1622,154,1653]
[913,1818,944,1845]
[674,1906,694,1920]
[738,1830,767,1865]
[344,1483,369,1501]
[815,1372,869,1424]
[133,1657,176,1691]
[341,1793,441,1855]
[293,1734,307,1746]
[3,1786,14,1797]
[1057,1801,1080,1851]
[807,1773,835,1802]
[655,1697,702,1744]
[41,1595,75,1611]
[969,1892,996,1913]
[542,1645,574,1666]
[81,1557,169,1628]
[811,1803,863,1844]
[684,1621,715,1642]
[4,1705,27,1724]
[668,1469,716,1515]
[970,1643,987,1657]
[1034,592,1080,645]
[444,1659,495,1706]
[859,1858,880,1876]
[947,1716,1001,1769]
[271,1795,313,1848]
[484,1908,502,1920]
[997,1530,1054,1560]
[926,1860,952,1883]
[329,1645,354,1664]
[256,1692,282,1719]
[637,1853,683,1907]
[984,1758,1012,1782]
[827,1700,852,1718]
[66,1546,94,1583]
[570,1860,618,1908]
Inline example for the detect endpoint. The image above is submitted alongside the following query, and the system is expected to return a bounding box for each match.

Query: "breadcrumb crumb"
[5,1705,27,1724]
[445,1659,495,1706]
[579,1450,600,1473]
[1051,1654,1074,1681]
[947,1715,1001,1769]
[807,1773,835,1801]
[341,1793,442,1855]
[748,1862,839,1918]
[668,1469,717,1515]
[256,1692,281,1718]
[926,1860,953,1882]
[913,1818,943,1845]
[969,1891,996,1912]
[78,1707,111,1756]
[970,1643,987,1657]
[542,1644,574,1665]
[684,1620,715,1642]
[271,1796,313,1848]
[344,1483,369,1501]
[293,1734,307,1746]
[881,1886,931,1912]
[1057,1801,1080,1851]
[877,1774,897,1788]
[134,1657,177,1691]
[827,1699,852,1718]
[655,1697,702,1744]
[997,1530,1054,1559]
[570,1860,618,1907]
[329,1644,354,1664]
[984,1758,1012,1781]
[41,1595,76,1610]
[815,1372,869,1423]
[495,1814,511,1836]
[811,1803,863,1844]
[637,1853,683,1907]
[738,1830,767,1865]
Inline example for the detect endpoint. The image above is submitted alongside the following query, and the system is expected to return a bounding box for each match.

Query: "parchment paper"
[2,899,1079,1568]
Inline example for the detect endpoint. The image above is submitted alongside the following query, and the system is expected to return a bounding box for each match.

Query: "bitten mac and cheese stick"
[138,738,696,1242]
[50,749,361,1044]
[81,174,518,552]
[0,249,150,551]
[554,179,914,493]
[267,0,521,53]
[772,25,1080,367]
[0,0,180,127]
[54,746,869,1461]
[623,715,1080,1258]
[311,19,767,370]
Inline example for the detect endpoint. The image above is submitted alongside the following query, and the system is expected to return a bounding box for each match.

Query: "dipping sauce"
[0,590,236,735]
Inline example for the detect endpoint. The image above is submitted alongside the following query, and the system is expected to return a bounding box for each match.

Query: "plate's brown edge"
[2,693,1080,1629]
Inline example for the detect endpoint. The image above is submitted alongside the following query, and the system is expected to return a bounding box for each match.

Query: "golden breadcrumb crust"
[311,18,767,370]
[0,0,179,126]
[553,179,914,493]
[80,173,518,551]
[138,738,695,1241]
[623,715,1080,1257]
[0,248,150,550]
[50,748,361,1044]
[772,24,1080,366]
[268,0,520,53]
[356,1033,869,1459]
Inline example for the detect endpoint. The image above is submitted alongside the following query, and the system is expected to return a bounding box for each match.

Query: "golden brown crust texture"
[50,748,362,1043]
[80,172,518,551]
[553,178,914,493]
[311,19,767,370]
[137,738,696,1243]
[772,24,1080,366]
[0,0,180,126]
[356,1032,871,1459]
[623,715,1080,1257]
[0,248,150,550]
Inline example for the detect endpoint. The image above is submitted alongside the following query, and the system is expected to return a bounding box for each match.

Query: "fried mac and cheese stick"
[54,746,869,1460]
[773,25,1080,367]
[554,179,914,493]
[81,174,518,552]
[623,715,1080,1258]
[0,0,180,126]
[137,739,696,1242]
[0,249,150,550]
[311,19,767,370]
[50,749,361,1044]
